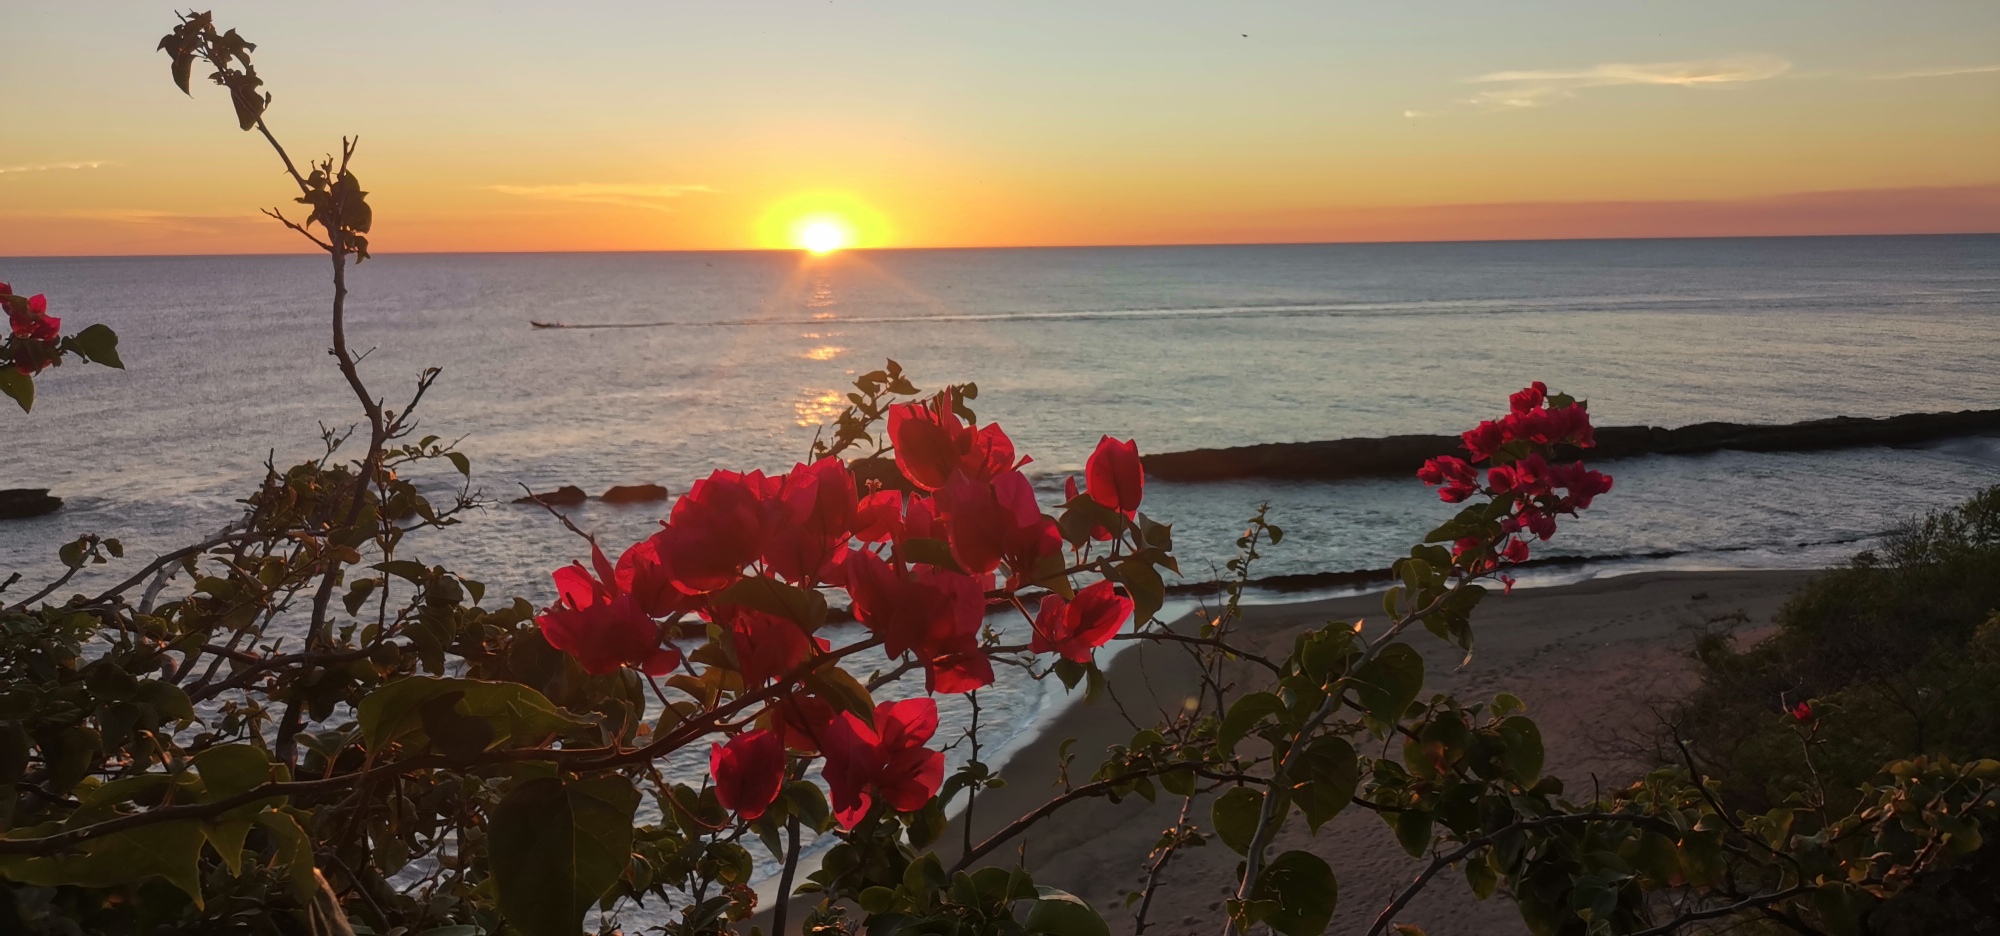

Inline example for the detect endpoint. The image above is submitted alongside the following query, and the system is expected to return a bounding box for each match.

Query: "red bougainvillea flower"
[887,394,1023,492]
[615,534,704,618]
[938,470,1059,589]
[1417,455,1479,503]
[1030,580,1133,663]
[855,490,907,543]
[822,698,946,829]
[536,544,682,675]
[1789,701,1814,722]
[711,729,786,821]
[715,603,828,687]
[658,469,802,593]
[767,689,839,754]
[762,458,857,585]
[1510,381,1548,415]
[845,548,995,693]
[1550,461,1614,510]
[1460,420,1506,462]
[888,401,968,492]
[7,293,59,343]
[1084,436,1144,517]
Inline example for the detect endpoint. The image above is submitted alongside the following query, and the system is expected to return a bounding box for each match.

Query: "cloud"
[1464,56,1791,109]
[0,161,114,176]
[1871,63,2000,80]
[488,182,716,211]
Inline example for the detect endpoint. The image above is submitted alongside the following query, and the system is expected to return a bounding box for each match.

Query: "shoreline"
[761,567,1817,934]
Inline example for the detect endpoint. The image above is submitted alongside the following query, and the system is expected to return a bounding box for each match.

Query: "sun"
[800,220,847,254]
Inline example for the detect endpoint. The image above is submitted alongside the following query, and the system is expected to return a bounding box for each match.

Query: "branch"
[1627,885,1813,936]
[949,760,1234,873]
[1364,811,1688,936]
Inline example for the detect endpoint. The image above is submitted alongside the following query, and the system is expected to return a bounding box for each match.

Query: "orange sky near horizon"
[3,2,1997,256]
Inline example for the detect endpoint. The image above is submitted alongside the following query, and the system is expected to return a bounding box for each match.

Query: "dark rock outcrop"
[601,483,669,504]
[512,485,588,507]
[0,489,62,520]
[1143,408,2000,483]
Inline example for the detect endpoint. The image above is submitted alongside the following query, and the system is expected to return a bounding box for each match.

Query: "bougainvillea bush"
[2,13,1995,936]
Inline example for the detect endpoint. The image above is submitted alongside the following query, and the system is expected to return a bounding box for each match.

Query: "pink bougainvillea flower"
[536,543,682,675]
[762,458,857,585]
[1084,436,1144,517]
[821,698,946,828]
[710,729,786,821]
[1789,701,1814,723]
[1030,580,1132,663]
[715,603,828,687]
[1499,537,1530,564]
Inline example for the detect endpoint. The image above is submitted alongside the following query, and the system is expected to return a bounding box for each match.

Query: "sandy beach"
[770,568,1817,935]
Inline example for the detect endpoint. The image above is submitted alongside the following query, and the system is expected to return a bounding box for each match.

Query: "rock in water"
[512,485,587,507]
[0,488,62,520]
[602,483,669,504]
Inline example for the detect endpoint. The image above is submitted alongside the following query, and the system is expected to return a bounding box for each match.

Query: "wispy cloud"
[489,182,716,211]
[0,160,114,176]
[1871,63,2000,80]
[1465,56,1791,109]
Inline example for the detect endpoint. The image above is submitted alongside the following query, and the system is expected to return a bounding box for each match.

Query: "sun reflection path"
[794,389,845,427]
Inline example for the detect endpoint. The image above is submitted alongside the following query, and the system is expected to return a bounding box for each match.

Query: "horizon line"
[6,229,1996,261]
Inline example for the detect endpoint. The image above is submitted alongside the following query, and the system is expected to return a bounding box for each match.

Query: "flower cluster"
[535,388,1152,826]
[1418,382,1615,576]
[3,282,60,375]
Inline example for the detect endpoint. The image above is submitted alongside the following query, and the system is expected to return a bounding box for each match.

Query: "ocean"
[5,235,1999,897]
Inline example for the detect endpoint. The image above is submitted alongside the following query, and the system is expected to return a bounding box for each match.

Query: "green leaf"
[1289,736,1359,831]
[1211,787,1266,855]
[255,809,318,902]
[1496,716,1544,784]
[1025,886,1111,936]
[202,818,254,876]
[1112,559,1166,627]
[1392,808,1433,858]
[445,451,471,477]
[192,743,275,800]
[489,775,640,936]
[1251,851,1337,936]
[1346,643,1424,725]
[357,677,580,753]
[1218,692,1290,757]
[0,364,34,411]
[0,818,206,906]
[713,576,829,632]
[69,323,124,368]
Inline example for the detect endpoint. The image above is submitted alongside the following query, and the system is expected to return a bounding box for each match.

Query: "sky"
[3,1,1997,255]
